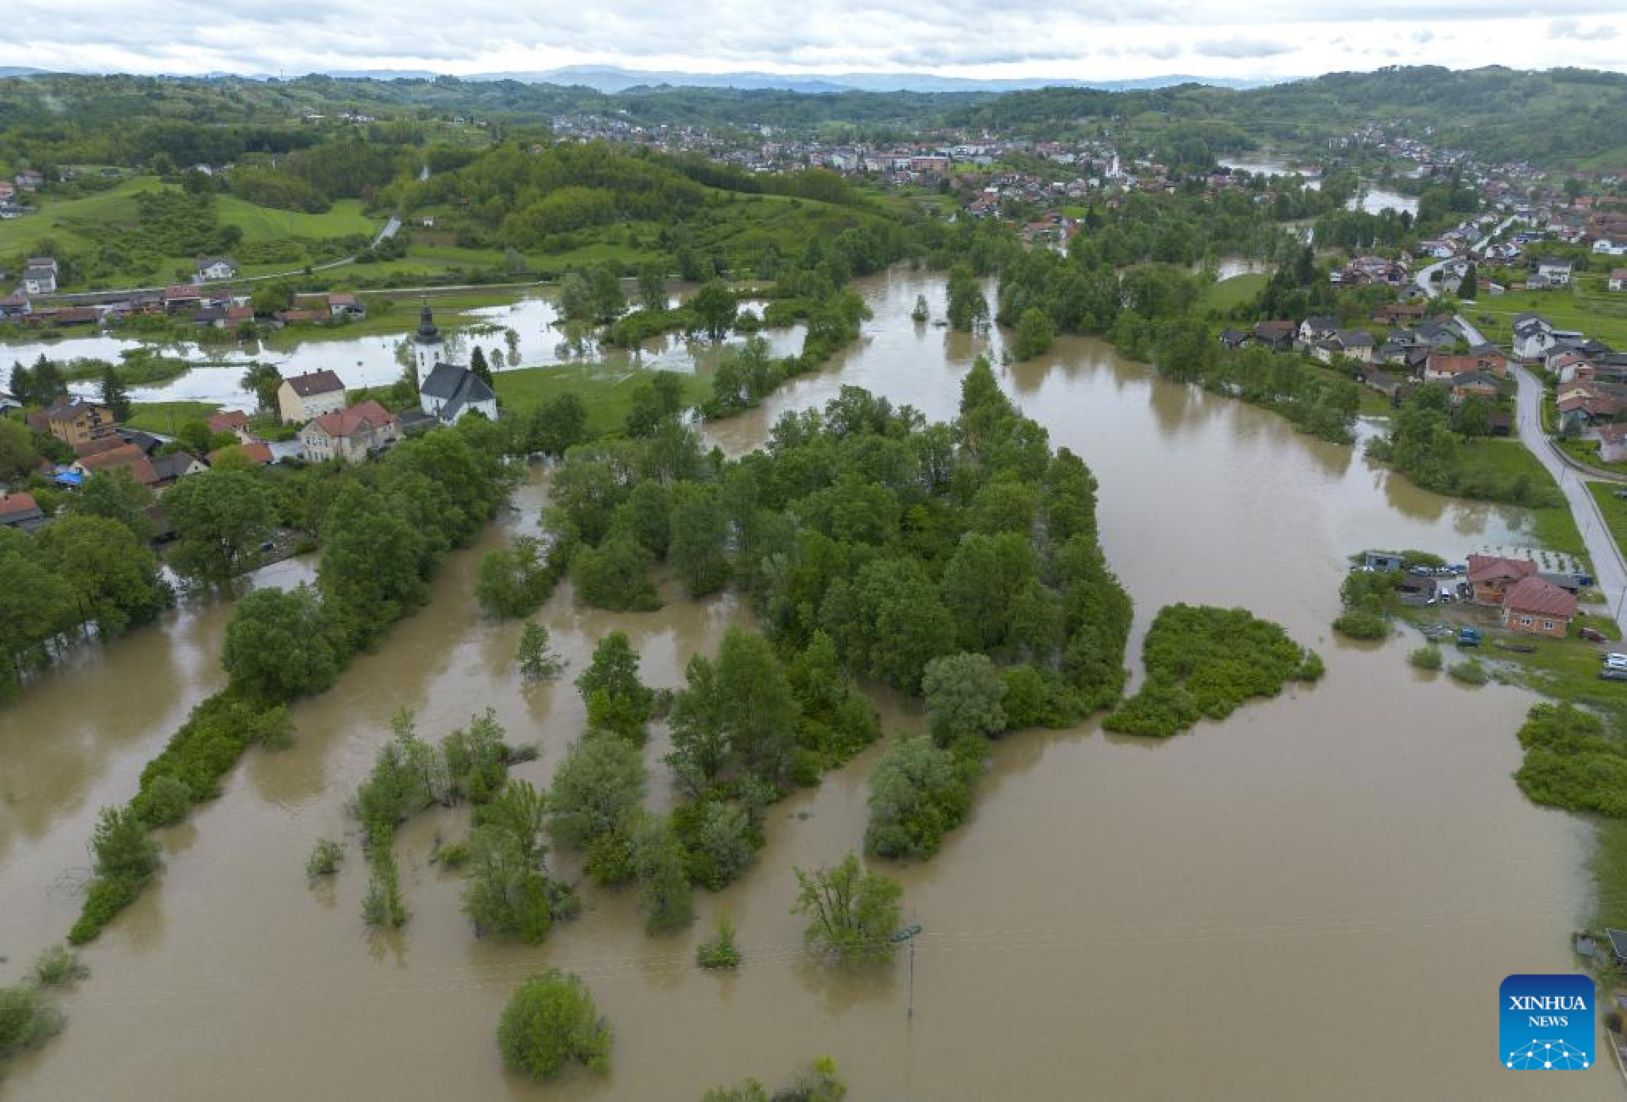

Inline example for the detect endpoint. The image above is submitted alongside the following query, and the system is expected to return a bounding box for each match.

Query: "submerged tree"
[497,970,612,1081]
[791,851,903,966]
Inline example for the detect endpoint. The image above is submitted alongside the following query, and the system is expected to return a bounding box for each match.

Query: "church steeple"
[416,301,439,341]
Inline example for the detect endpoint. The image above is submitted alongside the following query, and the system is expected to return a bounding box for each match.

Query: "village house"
[205,410,258,443]
[22,257,57,295]
[44,397,116,447]
[0,292,32,319]
[162,284,202,314]
[276,369,347,425]
[1466,554,1538,606]
[1531,257,1573,288]
[1298,316,1341,347]
[1314,329,1374,364]
[1499,576,1579,638]
[1251,320,1297,352]
[207,441,274,467]
[419,362,498,425]
[1610,269,1627,292]
[14,170,44,190]
[1449,370,1502,404]
[1600,424,1627,464]
[149,452,209,488]
[0,491,47,532]
[193,257,238,283]
[299,399,399,463]
[72,443,159,488]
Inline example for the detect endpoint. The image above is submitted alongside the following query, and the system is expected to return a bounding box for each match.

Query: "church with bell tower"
[412,301,444,390]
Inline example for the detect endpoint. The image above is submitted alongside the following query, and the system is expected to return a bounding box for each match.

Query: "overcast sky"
[3,1,1624,81]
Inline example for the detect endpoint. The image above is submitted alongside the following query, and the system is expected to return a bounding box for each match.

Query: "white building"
[419,363,497,425]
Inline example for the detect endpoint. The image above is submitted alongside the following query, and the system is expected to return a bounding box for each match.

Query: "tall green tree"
[222,584,338,702]
[547,734,647,852]
[98,366,131,422]
[163,468,277,583]
[496,971,612,1081]
[690,280,736,340]
[791,852,903,966]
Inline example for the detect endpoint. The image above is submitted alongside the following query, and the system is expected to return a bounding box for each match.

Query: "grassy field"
[215,196,376,241]
[1559,436,1627,477]
[1452,438,1588,558]
[1588,481,1627,567]
[1202,272,1268,312]
[260,288,533,347]
[1468,285,1627,350]
[125,400,220,434]
[493,363,711,437]
[0,177,167,257]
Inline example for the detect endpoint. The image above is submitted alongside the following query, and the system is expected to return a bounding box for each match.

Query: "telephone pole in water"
[891,922,923,1020]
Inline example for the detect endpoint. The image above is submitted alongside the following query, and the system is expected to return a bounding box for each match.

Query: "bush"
[864,735,980,861]
[1104,605,1320,736]
[306,838,343,878]
[68,874,142,944]
[31,945,87,988]
[134,775,193,827]
[697,914,742,969]
[569,536,660,612]
[1514,703,1627,816]
[1408,645,1443,671]
[1332,610,1389,640]
[497,971,612,1081]
[1449,659,1488,685]
[0,984,63,1058]
[476,536,559,618]
[90,804,160,881]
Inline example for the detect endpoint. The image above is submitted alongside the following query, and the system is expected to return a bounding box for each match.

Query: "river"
[1,290,805,409]
[1220,155,1421,218]
[0,268,1610,1099]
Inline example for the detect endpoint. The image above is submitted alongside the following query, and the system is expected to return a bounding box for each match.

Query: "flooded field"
[0,269,1608,1099]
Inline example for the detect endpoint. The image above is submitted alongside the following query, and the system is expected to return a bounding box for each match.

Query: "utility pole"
[891,922,922,1020]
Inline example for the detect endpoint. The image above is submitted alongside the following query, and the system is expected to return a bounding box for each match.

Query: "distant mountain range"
[0,64,1276,94]
[442,67,1281,94]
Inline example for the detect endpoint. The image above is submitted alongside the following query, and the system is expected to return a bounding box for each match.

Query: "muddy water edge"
[0,268,1611,1100]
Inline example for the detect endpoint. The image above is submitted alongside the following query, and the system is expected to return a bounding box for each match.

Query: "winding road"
[1512,364,1627,634]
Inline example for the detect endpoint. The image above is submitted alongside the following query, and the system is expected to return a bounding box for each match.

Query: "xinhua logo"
[1500,974,1594,1070]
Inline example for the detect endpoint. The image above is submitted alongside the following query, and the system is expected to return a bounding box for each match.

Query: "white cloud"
[0,2,1624,80]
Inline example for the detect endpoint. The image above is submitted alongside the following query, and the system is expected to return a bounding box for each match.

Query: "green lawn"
[0,176,167,257]
[1456,438,1588,559]
[125,400,221,434]
[494,363,711,437]
[1469,286,1627,351]
[1560,437,1627,477]
[215,196,376,241]
[1588,481,1627,567]
[1202,272,1267,312]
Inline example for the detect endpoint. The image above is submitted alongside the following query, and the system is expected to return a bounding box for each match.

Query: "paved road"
[1512,365,1627,635]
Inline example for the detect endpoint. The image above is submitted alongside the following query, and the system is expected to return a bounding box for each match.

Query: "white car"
[1607,653,1627,670]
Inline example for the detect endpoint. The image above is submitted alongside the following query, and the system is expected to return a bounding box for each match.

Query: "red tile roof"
[206,410,250,433]
[77,444,158,485]
[0,491,38,517]
[1466,554,1538,586]
[1502,576,1579,620]
[208,441,273,466]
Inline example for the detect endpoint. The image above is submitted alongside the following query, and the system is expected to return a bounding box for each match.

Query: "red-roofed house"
[1500,576,1579,638]
[207,441,274,467]
[1610,269,1627,292]
[72,443,159,487]
[1601,424,1627,465]
[0,491,46,532]
[206,409,257,443]
[1465,554,1539,606]
[299,400,398,463]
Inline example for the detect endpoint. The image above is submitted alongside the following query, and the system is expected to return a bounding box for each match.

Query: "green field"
[1470,285,1627,351]
[0,176,168,257]
[494,363,711,437]
[124,400,221,434]
[1461,439,1589,558]
[1588,481,1627,568]
[1202,272,1268,312]
[215,195,376,241]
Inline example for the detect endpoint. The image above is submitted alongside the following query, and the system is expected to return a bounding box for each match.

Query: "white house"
[194,257,238,283]
[1533,257,1573,287]
[1511,314,1587,362]
[419,362,497,425]
[1593,239,1627,257]
[22,257,57,295]
[276,369,348,425]
[1610,268,1627,293]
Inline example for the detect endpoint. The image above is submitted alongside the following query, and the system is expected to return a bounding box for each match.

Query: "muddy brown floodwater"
[0,269,1614,1100]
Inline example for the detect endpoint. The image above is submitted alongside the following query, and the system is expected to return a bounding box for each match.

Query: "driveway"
[1512,365,1627,635]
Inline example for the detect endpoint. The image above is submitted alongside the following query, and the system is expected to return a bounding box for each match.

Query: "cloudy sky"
[3,0,1625,81]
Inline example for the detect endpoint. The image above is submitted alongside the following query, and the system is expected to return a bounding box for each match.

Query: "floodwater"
[1219,155,1420,217]
[1,289,805,408]
[0,269,1613,1100]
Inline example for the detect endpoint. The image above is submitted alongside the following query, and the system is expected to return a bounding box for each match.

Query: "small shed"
[1363,550,1405,572]
[1606,928,1627,968]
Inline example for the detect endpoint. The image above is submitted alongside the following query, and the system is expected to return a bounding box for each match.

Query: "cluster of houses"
[1512,313,1627,453]
[3,319,498,538]
[0,282,367,333]
[0,169,44,220]
[1367,549,1583,639]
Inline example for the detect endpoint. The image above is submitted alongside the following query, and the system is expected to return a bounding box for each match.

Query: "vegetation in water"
[1514,703,1627,816]
[1103,604,1322,737]
[515,622,565,680]
[696,914,742,969]
[791,851,904,967]
[1449,659,1489,686]
[1408,645,1444,671]
[306,838,343,879]
[496,970,612,1082]
[701,1057,847,1102]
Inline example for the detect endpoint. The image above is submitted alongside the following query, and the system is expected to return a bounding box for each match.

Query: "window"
[1543,620,1554,630]
[1520,616,1532,626]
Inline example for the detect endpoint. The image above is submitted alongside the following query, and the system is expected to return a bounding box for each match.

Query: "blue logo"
[1500,974,1594,1070]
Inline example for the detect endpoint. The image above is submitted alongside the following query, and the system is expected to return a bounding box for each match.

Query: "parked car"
[1606,654,1627,671]
[1580,627,1607,643]
[1575,573,1594,587]
[1409,565,1433,576]
[1602,668,1627,682]
[1457,627,1483,647]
